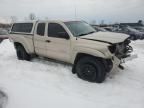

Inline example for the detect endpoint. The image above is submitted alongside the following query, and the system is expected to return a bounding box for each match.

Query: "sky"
[0,0,144,24]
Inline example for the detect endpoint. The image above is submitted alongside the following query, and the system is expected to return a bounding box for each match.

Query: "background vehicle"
[92,26,107,32]
[102,27,114,32]
[134,27,144,32]
[0,28,8,43]
[133,27,144,39]
[116,26,144,40]
[9,20,133,83]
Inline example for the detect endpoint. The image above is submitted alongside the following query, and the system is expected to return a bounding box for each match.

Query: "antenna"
[75,5,77,21]
[73,1,78,40]
[74,1,77,21]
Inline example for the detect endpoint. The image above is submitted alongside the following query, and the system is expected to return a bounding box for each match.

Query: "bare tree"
[10,16,17,23]
[90,20,96,25]
[100,20,105,25]
[29,13,36,20]
[138,20,144,25]
[45,17,49,20]
[24,17,28,21]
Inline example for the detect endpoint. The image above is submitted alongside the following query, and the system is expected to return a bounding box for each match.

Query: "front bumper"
[111,54,138,70]
[111,56,121,69]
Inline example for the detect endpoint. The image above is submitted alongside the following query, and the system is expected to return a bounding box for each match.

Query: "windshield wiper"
[78,31,95,36]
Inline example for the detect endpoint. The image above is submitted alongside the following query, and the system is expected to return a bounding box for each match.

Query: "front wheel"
[75,57,106,83]
[16,45,31,61]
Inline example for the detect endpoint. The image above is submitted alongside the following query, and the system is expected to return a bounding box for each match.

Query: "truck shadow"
[31,56,123,83]
[31,57,72,68]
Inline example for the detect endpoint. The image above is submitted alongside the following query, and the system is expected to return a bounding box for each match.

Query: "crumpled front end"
[108,38,135,70]
[108,38,133,60]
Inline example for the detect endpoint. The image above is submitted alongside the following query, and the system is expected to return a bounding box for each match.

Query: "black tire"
[16,45,31,61]
[75,56,106,83]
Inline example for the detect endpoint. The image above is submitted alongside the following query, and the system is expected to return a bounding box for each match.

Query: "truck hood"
[80,32,129,44]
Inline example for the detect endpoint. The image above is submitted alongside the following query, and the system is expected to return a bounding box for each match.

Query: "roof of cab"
[13,20,82,24]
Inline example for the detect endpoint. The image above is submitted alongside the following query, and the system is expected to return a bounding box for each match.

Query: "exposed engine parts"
[109,38,133,59]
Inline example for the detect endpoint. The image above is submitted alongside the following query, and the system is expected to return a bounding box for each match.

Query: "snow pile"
[0,40,144,108]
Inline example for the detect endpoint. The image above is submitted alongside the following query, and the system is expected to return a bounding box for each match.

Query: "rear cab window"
[11,23,33,34]
[36,23,46,36]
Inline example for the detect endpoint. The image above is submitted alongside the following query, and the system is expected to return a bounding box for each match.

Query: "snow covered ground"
[0,39,144,108]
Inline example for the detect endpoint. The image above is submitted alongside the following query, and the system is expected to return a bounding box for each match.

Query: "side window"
[37,23,45,36]
[11,23,33,33]
[48,23,68,38]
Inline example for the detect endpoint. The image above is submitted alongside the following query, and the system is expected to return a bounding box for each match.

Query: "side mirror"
[58,32,69,40]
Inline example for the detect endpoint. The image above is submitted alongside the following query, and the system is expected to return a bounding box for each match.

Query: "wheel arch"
[14,42,29,54]
[72,53,113,74]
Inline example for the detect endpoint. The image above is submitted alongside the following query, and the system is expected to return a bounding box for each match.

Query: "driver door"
[34,22,47,57]
[45,22,71,62]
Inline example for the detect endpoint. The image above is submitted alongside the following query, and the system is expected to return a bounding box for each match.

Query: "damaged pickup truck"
[9,20,135,83]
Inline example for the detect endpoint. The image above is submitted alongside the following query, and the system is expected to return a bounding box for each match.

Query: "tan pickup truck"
[9,20,133,83]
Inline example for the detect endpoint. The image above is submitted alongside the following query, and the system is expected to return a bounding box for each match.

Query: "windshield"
[64,21,96,37]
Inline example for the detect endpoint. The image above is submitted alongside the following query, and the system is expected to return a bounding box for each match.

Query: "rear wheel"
[75,56,106,83]
[16,45,31,61]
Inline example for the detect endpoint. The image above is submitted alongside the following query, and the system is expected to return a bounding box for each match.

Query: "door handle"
[45,40,51,43]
